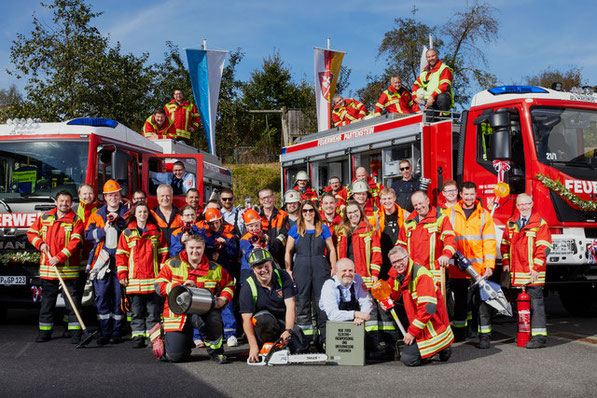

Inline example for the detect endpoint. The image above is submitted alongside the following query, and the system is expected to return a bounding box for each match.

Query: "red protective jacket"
[164,99,200,140]
[294,185,319,203]
[396,206,456,285]
[332,99,367,127]
[374,86,420,116]
[76,200,99,270]
[350,175,384,208]
[337,220,382,289]
[388,261,454,358]
[116,222,169,294]
[412,60,453,101]
[155,251,235,332]
[322,185,347,213]
[501,212,552,286]
[27,208,84,280]
[142,115,176,139]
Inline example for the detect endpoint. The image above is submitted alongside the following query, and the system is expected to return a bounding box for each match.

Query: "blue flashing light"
[67,118,119,128]
[488,85,549,95]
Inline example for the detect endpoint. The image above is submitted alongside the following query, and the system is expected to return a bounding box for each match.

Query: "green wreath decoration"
[535,174,597,212]
[0,251,41,264]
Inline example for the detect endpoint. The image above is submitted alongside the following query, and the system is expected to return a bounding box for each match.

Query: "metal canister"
[168,285,215,315]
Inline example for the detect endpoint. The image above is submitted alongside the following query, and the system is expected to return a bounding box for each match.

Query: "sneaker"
[70,330,82,345]
[211,353,231,364]
[478,334,491,349]
[525,339,546,349]
[194,339,205,348]
[132,336,146,349]
[97,335,110,346]
[35,331,52,343]
[226,336,238,347]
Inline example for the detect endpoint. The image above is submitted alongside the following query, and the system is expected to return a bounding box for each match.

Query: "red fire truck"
[280,85,597,313]
[0,117,231,316]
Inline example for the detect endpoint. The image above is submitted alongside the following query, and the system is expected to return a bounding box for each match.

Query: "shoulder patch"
[123,229,133,238]
[169,258,182,269]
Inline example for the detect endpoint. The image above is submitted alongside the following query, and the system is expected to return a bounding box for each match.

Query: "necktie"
[521,217,527,228]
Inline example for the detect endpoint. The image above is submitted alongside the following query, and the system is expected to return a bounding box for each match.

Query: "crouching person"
[239,248,307,363]
[153,235,234,364]
[387,246,453,366]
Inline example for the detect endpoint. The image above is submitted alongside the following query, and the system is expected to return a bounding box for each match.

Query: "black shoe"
[525,339,546,349]
[452,328,466,342]
[70,330,82,345]
[394,341,401,361]
[35,331,52,343]
[211,354,231,364]
[439,347,452,362]
[478,334,491,349]
[109,336,123,344]
[97,335,110,346]
[132,336,146,349]
[62,330,72,339]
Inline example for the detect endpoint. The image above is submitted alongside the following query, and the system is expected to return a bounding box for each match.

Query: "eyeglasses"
[400,167,410,171]
[302,208,315,213]
[221,197,233,202]
[443,189,458,194]
[392,255,408,263]
[259,195,273,200]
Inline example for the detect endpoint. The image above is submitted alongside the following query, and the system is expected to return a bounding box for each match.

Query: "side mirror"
[488,109,511,160]
[111,150,129,182]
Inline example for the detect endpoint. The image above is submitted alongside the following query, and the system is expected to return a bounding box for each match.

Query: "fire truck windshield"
[0,141,89,198]
[531,106,597,170]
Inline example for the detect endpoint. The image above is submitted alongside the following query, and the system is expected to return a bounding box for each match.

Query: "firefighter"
[412,49,454,113]
[170,205,203,257]
[374,75,420,116]
[440,179,459,212]
[219,188,245,237]
[447,182,497,348]
[258,188,288,267]
[396,191,456,286]
[332,94,368,127]
[284,200,337,346]
[164,89,200,144]
[320,192,343,238]
[387,246,453,366]
[239,209,271,283]
[352,166,384,208]
[116,202,169,349]
[201,208,240,347]
[154,235,234,364]
[151,184,183,248]
[27,190,84,343]
[322,176,347,213]
[143,108,176,140]
[283,190,301,228]
[336,200,396,353]
[349,180,377,229]
[293,171,318,203]
[377,188,408,280]
[390,159,420,212]
[185,188,201,212]
[75,184,98,309]
[501,193,552,349]
[151,161,197,196]
[85,180,129,345]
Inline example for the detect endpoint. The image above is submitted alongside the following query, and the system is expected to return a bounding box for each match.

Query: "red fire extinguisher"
[517,286,531,347]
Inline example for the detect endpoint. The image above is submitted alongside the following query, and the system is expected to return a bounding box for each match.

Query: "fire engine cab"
[0,118,231,314]
[280,85,597,313]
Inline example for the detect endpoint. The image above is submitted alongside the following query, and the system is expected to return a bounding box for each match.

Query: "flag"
[314,47,345,131]
[186,49,228,155]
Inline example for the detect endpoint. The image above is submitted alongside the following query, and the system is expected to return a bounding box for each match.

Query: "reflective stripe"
[478,325,492,333]
[531,328,547,336]
[98,313,111,320]
[39,322,53,330]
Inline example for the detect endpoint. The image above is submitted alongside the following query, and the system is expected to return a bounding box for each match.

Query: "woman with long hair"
[285,200,336,346]
[116,202,169,348]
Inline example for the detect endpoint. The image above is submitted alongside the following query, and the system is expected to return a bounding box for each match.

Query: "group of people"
[332,48,454,127]
[27,158,552,367]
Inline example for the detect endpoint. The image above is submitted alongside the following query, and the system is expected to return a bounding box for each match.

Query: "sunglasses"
[221,197,233,201]
[302,208,315,213]
[400,167,410,171]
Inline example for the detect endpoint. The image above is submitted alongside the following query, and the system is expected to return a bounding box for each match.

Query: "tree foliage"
[525,66,584,90]
[8,0,154,130]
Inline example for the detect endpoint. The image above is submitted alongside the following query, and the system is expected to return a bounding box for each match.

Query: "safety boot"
[478,333,491,349]
[35,330,52,343]
[439,347,452,362]
[70,330,82,345]
[132,336,146,349]
[452,327,466,342]
[525,339,546,349]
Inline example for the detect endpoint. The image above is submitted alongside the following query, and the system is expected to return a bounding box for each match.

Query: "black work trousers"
[164,310,224,362]
[39,278,81,332]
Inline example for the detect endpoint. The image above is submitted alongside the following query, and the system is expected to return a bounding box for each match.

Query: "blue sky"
[2,0,597,103]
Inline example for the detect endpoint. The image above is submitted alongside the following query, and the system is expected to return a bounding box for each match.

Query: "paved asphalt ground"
[1,294,596,398]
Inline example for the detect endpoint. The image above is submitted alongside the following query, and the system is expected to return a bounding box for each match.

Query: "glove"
[152,336,165,361]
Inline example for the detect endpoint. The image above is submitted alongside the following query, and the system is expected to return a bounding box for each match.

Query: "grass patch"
[224,163,282,207]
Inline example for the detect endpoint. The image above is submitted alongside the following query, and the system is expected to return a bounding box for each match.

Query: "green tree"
[525,66,584,90]
[8,0,154,131]
[0,85,23,122]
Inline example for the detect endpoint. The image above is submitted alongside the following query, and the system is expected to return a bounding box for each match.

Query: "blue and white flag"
[186,48,228,155]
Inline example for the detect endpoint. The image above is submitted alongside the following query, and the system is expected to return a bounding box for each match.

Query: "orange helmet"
[204,208,222,223]
[103,179,122,194]
[243,209,261,225]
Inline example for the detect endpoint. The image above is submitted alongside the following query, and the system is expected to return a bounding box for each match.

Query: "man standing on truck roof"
[412,49,454,113]
[332,95,368,127]
[164,89,201,145]
[143,108,176,140]
[374,75,420,116]
[27,190,84,344]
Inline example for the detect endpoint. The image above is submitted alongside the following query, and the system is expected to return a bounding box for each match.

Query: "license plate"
[0,275,27,285]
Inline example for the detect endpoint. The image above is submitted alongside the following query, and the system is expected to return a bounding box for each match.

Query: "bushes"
[224,163,281,207]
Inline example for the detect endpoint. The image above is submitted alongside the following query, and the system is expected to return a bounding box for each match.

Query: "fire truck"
[280,85,597,313]
[0,118,231,317]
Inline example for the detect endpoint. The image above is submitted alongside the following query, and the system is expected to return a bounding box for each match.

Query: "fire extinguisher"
[517,286,531,347]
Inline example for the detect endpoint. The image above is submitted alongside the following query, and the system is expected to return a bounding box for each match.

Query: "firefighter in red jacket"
[501,193,552,349]
[322,176,347,213]
[153,235,234,363]
[27,190,84,343]
[116,202,169,349]
[332,95,368,127]
[164,89,200,144]
[387,246,453,366]
[143,108,176,140]
[396,191,456,285]
[293,170,319,203]
[412,49,454,112]
[374,75,420,116]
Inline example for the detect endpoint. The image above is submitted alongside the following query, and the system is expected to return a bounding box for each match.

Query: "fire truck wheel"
[558,286,595,316]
